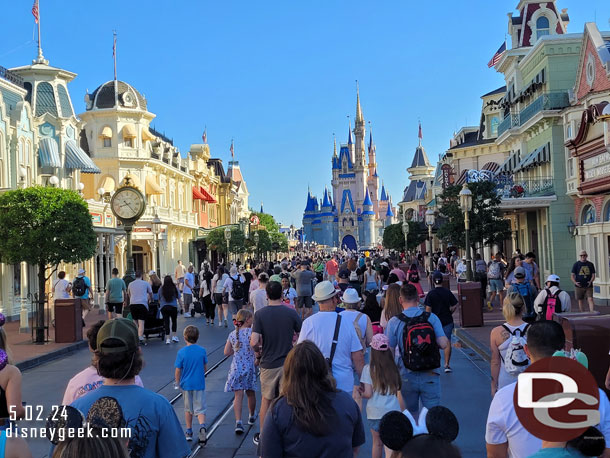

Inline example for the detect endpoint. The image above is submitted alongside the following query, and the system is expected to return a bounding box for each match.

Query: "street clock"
[110,176,146,223]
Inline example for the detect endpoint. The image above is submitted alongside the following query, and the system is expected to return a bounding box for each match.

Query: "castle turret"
[302,190,317,245]
[320,188,334,246]
[353,85,367,211]
[367,128,380,216]
[361,188,376,248]
[385,198,395,227]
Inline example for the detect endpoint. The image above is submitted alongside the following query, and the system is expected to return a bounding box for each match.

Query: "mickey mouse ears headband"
[379,406,459,451]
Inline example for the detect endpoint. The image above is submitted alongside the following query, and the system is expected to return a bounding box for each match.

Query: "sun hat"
[546,274,560,283]
[311,281,338,302]
[371,333,390,351]
[97,318,139,355]
[514,266,526,278]
[342,288,361,304]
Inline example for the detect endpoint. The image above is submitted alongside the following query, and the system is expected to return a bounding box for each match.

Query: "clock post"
[123,224,135,283]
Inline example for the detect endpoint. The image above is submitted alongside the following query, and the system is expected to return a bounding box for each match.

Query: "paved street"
[18,310,491,458]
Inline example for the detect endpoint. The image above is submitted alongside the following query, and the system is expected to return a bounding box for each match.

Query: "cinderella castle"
[303,89,396,251]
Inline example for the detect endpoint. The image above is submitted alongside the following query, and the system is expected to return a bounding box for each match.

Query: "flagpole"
[113,31,118,107]
[37,1,42,61]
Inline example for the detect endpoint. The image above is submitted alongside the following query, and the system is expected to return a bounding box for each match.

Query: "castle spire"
[355,80,363,124]
[348,117,353,145]
[333,134,337,157]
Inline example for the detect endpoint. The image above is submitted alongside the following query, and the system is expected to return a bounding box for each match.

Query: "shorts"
[213,293,223,305]
[229,299,243,315]
[488,279,504,292]
[368,418,381,432]
[130,303,148,321]
[183,293,193,306]
[296,296,313,309]
[442,322,455,340]
[79,298,91,311]
[259,366,283,400]
[183,390,206,415]
[106,302,123,314]
[575,286,593,300]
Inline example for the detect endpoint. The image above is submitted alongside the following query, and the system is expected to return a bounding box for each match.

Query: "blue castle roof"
[335,146,353,170]
[386,204,394,217]
[341,189,355,214]
[380,185,388,201]
[304,192,318,212]
[348,123,353,145]
[363,188,373,207]
[322,188,332,208]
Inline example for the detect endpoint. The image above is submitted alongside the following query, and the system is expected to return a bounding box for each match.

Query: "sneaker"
[444,366,452,373]
[224,319,228,328]
[235,422,244,434]
[184,312,192,318]
[253,432,260,446]
[185,429,193,441]
[198,426,207,444]
[172,336,180,343]
[486,301,493,311]
[179,309,184,315]
[248,414,257,425]
[165,338,170,345]
[218,322,223,327]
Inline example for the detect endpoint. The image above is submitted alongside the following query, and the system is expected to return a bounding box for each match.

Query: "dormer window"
[536,16,550,40]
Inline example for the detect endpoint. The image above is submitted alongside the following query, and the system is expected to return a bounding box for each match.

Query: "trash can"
[54,299,83,343]
[458,282,483,327]
[553,312,610,396]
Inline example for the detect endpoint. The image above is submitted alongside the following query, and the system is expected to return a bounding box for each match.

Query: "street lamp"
[425,209,435,273]
[152,212,161,275]
[224,226,232,265]
[459,184,473,281]
[402,217,410,262]
[253,231,259,262]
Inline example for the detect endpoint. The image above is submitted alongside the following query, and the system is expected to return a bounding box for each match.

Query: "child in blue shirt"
[175,325,208,443]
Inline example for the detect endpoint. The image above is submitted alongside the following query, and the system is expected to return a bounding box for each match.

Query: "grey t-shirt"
[291,270,316,297]
[128,279,152,306]
[252,305,301,369]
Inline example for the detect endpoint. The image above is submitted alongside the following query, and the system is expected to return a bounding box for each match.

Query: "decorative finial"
[333,133,337,157]
[355,80,363,123]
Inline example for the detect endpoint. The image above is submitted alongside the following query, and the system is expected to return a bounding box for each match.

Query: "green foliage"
[205,227,247,254]
[436,181,511,249]
[382,222,427,251]
[0,187,97,267]
[270,231,289,252]
[252,212,279,233]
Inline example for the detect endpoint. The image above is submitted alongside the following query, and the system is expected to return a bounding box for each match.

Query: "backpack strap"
[501,324,513,335]
[328,314,342,367]
[353,312,364,346]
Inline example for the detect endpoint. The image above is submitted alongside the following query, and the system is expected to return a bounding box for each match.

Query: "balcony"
[0,66,23,87]
[497,176,554,199]
[497,92,570,137]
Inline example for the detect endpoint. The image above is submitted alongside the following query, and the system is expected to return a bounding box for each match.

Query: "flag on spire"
[112,31,117,81]
[230,140,234,159]
[487,42,506,68]
[202,127,207,144]
[418,123,423,141]
[32,0,39,23]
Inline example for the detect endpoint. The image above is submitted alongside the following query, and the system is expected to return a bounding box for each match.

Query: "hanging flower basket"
[509,185,525,198]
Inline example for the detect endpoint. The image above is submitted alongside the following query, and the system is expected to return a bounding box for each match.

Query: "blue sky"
[1,1,608,226]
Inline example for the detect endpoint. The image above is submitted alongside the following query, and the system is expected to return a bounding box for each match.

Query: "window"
[103,138,111,147]
[490,117,499,137]
[124,138,133,148]
[582,204,596,224]
[536,16,550,40]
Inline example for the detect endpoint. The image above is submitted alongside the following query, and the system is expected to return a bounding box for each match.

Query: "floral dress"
[224,328,257,392]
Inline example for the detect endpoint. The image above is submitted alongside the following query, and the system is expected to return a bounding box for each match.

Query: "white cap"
[546,274,560,283]
[78,268,85,275]
[148,270,156,276]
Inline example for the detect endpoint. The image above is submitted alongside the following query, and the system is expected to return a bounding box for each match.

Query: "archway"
[341,235,357,251]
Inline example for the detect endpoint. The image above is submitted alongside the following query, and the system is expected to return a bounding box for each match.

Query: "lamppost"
[253,231,259,263]
[425,209,435,274]
[224,226,232,266]
[459,184,473,281]
[402,217,409,263]
[152,212,161,275]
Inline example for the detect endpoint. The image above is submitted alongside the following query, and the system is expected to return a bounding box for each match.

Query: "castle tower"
[320,188,334,246]
[302,190,317,244]
[378,182,389,217]
[353,85,367,211]
[408,123,435,180]
[385,197,395,227]
[361,187,376,248]
[367,128,380,215]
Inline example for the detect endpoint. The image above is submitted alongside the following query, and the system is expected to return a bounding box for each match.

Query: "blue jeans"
[401,371,441,414]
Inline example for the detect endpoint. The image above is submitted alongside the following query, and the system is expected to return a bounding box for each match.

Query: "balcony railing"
[497,176,555,199]
[0,66,23,87]
[497,92,570,136]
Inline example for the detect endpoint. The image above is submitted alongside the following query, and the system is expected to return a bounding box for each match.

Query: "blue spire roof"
[386,204,394,217]
[348,121,353,145]
[304,192,317,212]
[380,185,388,201]
[373,168,378,177]
[338,146,353,170]
[340,189,355,214]
[368,129,374,153]
[322,188,332,208]
[363,188,373,207]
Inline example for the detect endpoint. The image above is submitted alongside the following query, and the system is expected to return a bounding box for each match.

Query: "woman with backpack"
[362,260,379,293]
[347,258,361,295]
[159,275,182,344]
[407,263,424,298]
[362,291,383,335]
[489,292,529,396]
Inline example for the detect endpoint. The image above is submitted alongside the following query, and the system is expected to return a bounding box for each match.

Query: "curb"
[16,340,88,372]
[455,327,491,363]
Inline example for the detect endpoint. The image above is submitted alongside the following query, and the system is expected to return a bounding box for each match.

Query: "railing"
[497,176,555,199]
[496,91,570,136]
[0,65,24,87]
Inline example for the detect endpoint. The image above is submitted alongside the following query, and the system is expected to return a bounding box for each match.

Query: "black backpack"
[397,312,440,371]
[230,276,245,301]
[72,277,87,297]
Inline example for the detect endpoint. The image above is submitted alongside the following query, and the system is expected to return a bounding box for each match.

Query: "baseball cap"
[579,250,588,256]
[432,271,444,284]
[371,333,390,351]
[148,270,155,276]
[514,266,526,278]
[338,269,350,279]
[78,268,85,275]
[546,274,560,283]
[97,318,139,355]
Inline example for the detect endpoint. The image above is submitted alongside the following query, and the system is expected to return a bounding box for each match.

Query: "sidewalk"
[7,309,104,371]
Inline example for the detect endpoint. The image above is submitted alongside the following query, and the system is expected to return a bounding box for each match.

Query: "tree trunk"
[36,263,46,343]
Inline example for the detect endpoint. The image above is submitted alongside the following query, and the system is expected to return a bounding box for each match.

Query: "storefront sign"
[134,227,151,232]
[90,213,102,225]
[583,152,610,181]
[441,164,454,189]
[105,214,114,227]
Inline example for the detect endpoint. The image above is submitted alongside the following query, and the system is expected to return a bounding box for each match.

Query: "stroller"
[190,287,204,317]
[143,301,165,340]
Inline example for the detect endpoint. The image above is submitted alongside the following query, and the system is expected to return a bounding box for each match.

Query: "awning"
[199,186,217,203]
[192,186,206,200]
[99,126,112,138]
[64,140,101,174]
[145,176,163,195]
[515,143,550,172]
[122,124,136,139]
[99,176,116,193]
[455,169,469,185]
[481,162,500,174]
[38,137,61,168]
[497,151,518,175]
[142,127,156,142]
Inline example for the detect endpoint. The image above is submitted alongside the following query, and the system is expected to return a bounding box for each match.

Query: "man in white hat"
[72,268,93,323]
[297,281,364,393]
[533,274,571,320]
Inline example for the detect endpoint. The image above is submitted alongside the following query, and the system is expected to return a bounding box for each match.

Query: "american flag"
[418,122,423,140]
[32,0,39,24]
[230,140,234,159]
[202,128,207,143]
[487,42,506,68]
[113,33,116,59]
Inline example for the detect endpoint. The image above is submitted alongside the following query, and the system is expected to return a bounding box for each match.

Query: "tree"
[382,221,427,252]
[270,231,289,252]
[0,187,97,343]
[436,181,511,253]
[205,227,246,255]
[252,212,279,233]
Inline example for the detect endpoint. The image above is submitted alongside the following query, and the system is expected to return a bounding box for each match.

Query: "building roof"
[448,137,495,150]
[363,188,373,207]
[322,188,332,208]
[341,189,355,214]
[227,160,243,183]
[402,180,427,203]
[481,86,507,98]
[380,184,388,201]
[386,204,394,217]
[208,158,231,183]
[411,145,430,168]
[88,80,147,111]
[335,145,353,170]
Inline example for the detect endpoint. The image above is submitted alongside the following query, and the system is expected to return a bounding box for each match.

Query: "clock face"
[111,187,145,221]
